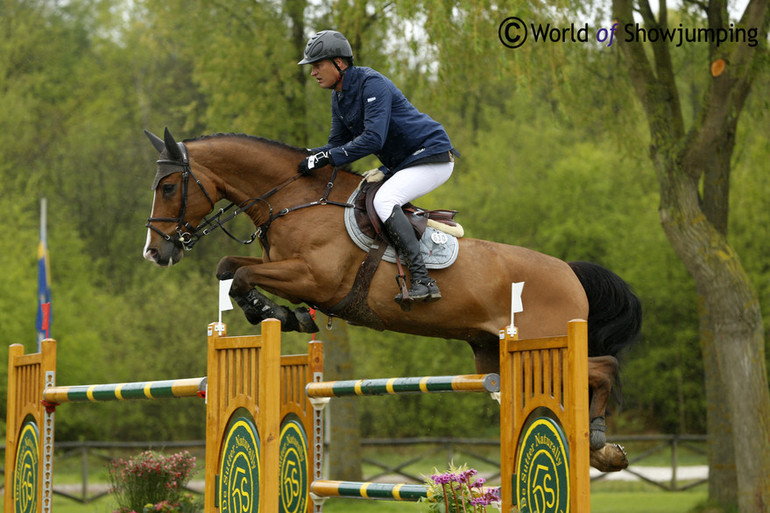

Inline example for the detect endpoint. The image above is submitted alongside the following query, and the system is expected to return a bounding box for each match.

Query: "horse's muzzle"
[143,238,184,267]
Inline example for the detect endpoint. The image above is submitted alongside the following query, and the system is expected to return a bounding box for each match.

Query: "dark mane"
[184,132,358,175]
[184,133,308,155]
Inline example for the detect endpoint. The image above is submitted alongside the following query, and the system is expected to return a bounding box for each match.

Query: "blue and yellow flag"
[37,199,51,344]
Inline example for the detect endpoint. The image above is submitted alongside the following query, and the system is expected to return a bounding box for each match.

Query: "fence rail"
[0,434,707,503]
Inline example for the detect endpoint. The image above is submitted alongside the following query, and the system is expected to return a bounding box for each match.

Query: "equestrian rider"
[298,30,455,305]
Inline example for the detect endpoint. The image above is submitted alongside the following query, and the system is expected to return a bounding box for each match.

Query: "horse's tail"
[568,261,642,358]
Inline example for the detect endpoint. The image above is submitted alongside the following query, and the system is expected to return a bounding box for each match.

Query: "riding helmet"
[298,30,354,65]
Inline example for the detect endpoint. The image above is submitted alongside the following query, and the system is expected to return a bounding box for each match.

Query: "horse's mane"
[184,132,358,175]
[184,133,308,155]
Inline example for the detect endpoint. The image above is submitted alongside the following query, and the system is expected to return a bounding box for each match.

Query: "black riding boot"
[383,206,441,303]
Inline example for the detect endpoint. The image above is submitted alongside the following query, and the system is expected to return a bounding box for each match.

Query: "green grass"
[2,483,708,513]
[3,440,708,513]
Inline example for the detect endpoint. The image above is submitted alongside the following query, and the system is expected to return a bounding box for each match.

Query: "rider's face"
[310,59,345,90]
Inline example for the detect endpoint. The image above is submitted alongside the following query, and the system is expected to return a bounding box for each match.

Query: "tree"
[610,0,770,510]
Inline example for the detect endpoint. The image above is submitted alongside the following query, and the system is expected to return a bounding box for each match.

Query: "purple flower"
[472,477,486,488]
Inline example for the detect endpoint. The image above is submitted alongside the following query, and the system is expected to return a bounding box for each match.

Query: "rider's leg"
[383,205,440,302]
[374,162,453,303]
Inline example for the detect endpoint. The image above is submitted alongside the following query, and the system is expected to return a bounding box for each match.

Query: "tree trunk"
[317,313,363,481]
[700,303,738,505]
[657,173,770,511]
[612,1,770,510]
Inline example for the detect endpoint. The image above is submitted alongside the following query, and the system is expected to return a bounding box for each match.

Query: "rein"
[147,146,352,254]
[256,167,353,259]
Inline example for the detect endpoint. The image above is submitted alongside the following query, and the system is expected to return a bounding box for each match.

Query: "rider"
[297,29,455,304]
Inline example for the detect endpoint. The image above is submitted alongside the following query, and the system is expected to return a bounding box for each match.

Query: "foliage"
[1,0,768,447]
[420,463,500,512]
[108,450,199,513]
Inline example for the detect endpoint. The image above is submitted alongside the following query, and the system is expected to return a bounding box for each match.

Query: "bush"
[108,450,200,513]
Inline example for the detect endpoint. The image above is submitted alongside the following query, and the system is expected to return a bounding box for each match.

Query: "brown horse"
[142,129,641,471]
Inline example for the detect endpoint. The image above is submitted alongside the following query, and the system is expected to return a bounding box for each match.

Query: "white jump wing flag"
[218,279,234,323]
[509,282,524,337]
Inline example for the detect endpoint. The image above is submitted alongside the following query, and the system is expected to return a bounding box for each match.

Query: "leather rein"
[146,144,352,256]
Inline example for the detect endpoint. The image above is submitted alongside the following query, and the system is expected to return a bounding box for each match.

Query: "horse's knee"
[216,256,238,280]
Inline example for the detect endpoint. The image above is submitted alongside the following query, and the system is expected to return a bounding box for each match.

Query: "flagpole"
[37,198,49,351]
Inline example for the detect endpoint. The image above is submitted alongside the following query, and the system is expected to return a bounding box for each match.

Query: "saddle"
[322,180,462,322]
[353,181,463,239]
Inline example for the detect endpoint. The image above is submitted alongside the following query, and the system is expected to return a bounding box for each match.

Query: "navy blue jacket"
[312,66,452,175]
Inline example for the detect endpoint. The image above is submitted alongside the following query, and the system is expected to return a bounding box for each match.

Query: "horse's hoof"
[590,443,628,472]
[295,307,319,333]
[270,306,298,331]
[589,417,607,450]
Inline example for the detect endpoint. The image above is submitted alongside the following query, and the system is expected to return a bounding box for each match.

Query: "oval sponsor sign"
[279,416,309,513]
[219,412,260,513]
[14,420,39,513]
[516,416,570,513]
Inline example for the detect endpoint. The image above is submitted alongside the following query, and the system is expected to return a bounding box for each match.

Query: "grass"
[2,481,708,513]
[2,439,708,512]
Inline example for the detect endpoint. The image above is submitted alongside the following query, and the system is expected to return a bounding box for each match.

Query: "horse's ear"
[163,127,184,161]
[144,129,165,153]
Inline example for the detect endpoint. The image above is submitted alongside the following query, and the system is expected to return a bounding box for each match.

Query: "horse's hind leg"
[467,336,501,373]
[588,355,619,449]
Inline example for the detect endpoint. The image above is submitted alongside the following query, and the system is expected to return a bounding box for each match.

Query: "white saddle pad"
[343,190,459,269]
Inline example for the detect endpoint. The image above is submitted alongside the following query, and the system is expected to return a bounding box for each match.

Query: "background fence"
[0,434,707,504]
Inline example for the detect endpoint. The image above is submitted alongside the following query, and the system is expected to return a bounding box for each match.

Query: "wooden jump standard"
[4,319,321,513]
[5,319,589,513]
[306,320,590,513]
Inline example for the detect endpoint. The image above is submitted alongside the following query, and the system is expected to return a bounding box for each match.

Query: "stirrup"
[395,278,441,304]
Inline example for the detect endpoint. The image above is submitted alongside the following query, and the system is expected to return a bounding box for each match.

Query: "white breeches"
[373,162,454,222]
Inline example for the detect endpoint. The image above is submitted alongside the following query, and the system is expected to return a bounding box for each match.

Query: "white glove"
[362,168,385,183]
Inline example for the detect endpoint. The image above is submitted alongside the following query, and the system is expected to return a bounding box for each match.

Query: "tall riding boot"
[383,206,441,303]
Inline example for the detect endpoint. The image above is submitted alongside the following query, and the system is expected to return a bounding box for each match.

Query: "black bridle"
[145,144,219,251]
[146,144,353,254]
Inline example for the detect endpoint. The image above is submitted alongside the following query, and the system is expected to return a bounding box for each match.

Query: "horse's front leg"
[231,288,318,333]
[216,256,263,281]
[222,257,320,333]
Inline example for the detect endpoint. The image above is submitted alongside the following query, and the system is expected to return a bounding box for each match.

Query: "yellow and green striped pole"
[43,377,206,403]
[311,480,428,501]
[306,373,499,398]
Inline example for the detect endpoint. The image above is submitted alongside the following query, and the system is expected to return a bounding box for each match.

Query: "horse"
[142,129,642,471]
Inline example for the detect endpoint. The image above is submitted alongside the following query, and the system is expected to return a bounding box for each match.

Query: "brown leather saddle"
[354,180,460,239]
[322,180,460,321]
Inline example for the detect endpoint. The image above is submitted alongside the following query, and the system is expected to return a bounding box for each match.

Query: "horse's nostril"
[143,247,158,262]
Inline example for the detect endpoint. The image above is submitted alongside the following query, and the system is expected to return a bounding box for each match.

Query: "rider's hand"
[362,168,385,183]
[298,151,332,175]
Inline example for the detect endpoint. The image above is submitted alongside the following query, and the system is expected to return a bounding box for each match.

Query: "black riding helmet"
[298,30,354,89]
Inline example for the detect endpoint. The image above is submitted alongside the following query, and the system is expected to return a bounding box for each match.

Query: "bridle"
[146,144,218,251]
[146,143,353,254]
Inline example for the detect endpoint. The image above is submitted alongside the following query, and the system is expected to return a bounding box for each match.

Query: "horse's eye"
[161,183,177,197]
